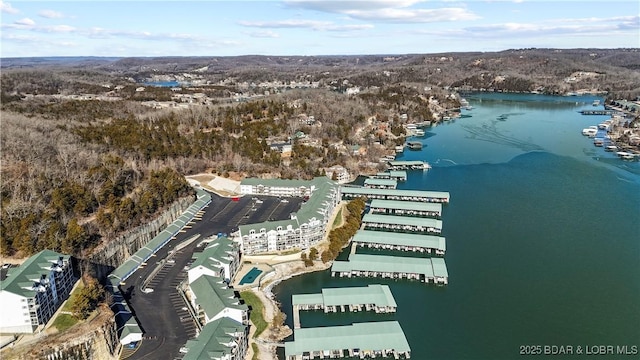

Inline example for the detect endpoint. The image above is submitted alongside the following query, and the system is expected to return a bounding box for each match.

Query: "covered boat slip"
[388,160,428,170]
[341,186,450,203]
[364,178,398,189]
[292,284,397,314]
[374,171,407,181]
[353,229,446,255]
[284,321,411,360]
[369,199,442,218]
[362,213,442,234]
[331,254,448,284]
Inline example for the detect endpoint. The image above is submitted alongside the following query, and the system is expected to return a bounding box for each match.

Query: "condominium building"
[236,177,341,254]
[0,250,75,333]
[181,317,248,360]
[188,275,249,326]
[188,236,242,284]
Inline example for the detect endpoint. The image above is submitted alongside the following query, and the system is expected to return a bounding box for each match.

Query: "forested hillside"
[2,49,639,260]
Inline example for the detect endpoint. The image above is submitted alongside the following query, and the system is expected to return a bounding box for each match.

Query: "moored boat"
[605,145,618,152]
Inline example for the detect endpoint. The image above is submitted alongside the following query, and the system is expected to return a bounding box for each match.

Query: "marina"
[352,229,446,255]
[341,186,450,203]
[369,199,442,218]
[331,254,449,284]
[284,321,411,360]
[362,213,442,234]
[275,93,640,360]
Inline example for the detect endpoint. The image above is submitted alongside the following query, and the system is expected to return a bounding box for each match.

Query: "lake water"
[274,93,640,359]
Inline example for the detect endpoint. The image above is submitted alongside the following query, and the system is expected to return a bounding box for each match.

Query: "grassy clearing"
[240,290,268,337]
[332,207,343,228]
[61,280,83,312]
[52,313,77,332]
[251,343,259,360]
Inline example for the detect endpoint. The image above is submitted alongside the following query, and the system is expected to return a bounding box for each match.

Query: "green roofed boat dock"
[291,284,397,329]
[284,321,411,360]
[373,170,407,181]
[362,213,442,234]
[364,177,398,189]
[369,199,442,218]
[352,229,446,255]
[331,253,448,285]
[341,186,450,203]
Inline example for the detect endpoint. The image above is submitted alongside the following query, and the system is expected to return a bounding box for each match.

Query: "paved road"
[123,192,303,360]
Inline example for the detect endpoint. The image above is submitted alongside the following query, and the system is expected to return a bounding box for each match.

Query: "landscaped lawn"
[52,313,77,332]
[240,290,267,337]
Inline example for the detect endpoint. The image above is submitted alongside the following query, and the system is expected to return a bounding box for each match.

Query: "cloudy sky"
[1,0,638,57]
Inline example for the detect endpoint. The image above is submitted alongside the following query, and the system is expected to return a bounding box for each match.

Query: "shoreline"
[245,259,332,360]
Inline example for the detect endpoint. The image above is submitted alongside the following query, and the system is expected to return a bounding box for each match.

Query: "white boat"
[616,151,632,157]
[414,129,425,136]
[593,100,601,106]
[593,138,604,147]
[598,123,609,130]
[442,116,451,121]
[605,145,618,152]
[395,145,404,153]
[622,154,636,160]
[582,128,598,137]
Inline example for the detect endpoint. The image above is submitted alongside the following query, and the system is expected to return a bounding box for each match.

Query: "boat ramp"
[284,321,411,360]
[352,229,445,255]
[332,254,448,284]
[369,199,442,218]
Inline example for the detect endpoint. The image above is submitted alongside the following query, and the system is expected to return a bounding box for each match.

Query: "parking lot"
[123,192,303,360]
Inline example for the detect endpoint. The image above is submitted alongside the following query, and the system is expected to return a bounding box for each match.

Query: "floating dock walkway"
[352,229,446,255]
[331,253,448,284]
[284,321,411,360]
[292,284,397,328]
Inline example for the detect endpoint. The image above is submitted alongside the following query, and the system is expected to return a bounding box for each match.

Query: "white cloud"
[238,19,373,32]
[416,15,640,39]
[284,0,426,13]
[245,30,280,38]
[0,1,19,14]
[39,9,64,19]
[345,7,479,23]
[42,24,76,33]
[239,19,331,29]
[14,17,35,26]
[284,0,478,23]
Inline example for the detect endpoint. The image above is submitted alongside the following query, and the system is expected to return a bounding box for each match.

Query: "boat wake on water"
[435,159,458,165]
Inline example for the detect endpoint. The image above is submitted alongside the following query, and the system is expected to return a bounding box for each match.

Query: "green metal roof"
[240,178,310,187]
[291,293,324,306]
[292,284,396,308]
[183,317,246,360]
[341,186,450,201]
[190,275,247,320]
[1,249,70,298]
[239,177,339,235]
[352,230,445,251]
[362,213,442,229]
[190,237,238,272]
[370,199,442,213]
[284,321,410,356]
[388,160,426,166]
[364,178,397,187]
[431,257,449,278]
[110,188,211,282]
[376,171,407,179]
[331,254,436,278]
